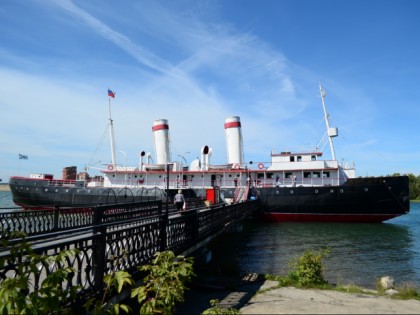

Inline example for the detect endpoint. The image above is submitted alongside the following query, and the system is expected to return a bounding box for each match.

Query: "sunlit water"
[209,202,420,289]
[1,190,419,288]
[0,190,16,209]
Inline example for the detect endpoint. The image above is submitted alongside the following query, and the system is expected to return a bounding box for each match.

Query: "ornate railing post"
[53,206,59,231]
[92,205,106,294]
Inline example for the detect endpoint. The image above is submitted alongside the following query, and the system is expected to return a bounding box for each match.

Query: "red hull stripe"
[262,213,402,223]
[224,121,241,129]
[152,124,169,131]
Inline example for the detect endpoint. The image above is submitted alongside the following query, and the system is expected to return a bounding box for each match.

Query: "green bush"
[202,299,240,315]
[131,251,195,314]
[0,232,79,314]
[1,231,196,314]
[288,248,331,287]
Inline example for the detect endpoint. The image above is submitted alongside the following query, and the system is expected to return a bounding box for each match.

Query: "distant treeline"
[393,173,420,200]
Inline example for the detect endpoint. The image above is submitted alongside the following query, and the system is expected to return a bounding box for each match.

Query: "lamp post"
[178,152,190,169]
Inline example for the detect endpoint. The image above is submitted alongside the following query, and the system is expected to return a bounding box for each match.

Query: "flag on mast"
[19,154,28,160]
[108,89,116,98]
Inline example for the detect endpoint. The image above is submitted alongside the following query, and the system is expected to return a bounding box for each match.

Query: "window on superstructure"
[290,156,295,162]
[304,172,311,178]
[257,173,264,179]
[311,155,316,161]
[285,172,293,178]
[313,172,320,178]
[323,172,330,178]
[297,156,302,162]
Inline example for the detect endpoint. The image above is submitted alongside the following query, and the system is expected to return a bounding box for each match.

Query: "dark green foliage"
[131,251,195,314]
[84,270,134,315]
[0,232,80,314]
[287,248,331,287]
[202,299,240,315]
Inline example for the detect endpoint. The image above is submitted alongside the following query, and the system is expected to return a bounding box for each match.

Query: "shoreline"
[240,280,420,314]
[177,275,420,314]
[0,184,10,192]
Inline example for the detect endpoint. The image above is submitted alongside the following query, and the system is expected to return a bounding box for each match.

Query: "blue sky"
[1,0,419,181]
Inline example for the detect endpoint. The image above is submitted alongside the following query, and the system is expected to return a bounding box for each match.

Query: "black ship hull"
[223,175,410,223]
[8,177,199,209]
[9,176,410,223]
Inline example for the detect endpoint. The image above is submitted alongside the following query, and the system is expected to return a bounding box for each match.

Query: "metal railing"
[0,199,260,302]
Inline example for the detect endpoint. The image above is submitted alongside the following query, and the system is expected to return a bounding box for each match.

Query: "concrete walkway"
[240,280,420,314]
[177,275,420,314]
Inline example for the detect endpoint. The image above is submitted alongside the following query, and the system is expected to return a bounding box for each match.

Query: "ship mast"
[319,84,337,161]
[108,91,117,168]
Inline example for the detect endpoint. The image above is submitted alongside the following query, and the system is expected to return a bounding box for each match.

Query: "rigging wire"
[87,124,110,168]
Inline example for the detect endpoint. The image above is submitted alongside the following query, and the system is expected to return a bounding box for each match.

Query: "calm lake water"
[1,190,419,289]
[207,202,420,289]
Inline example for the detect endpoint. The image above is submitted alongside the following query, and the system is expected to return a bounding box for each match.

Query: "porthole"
[364,188,368,192]
[55,189,58,192]
[315,189,318,194]
[340,189,344,193]
[290,190,294,194]
[45,188,48,192]
[276,190,280,195]
[65,189,69,193]
[330,189,334,193]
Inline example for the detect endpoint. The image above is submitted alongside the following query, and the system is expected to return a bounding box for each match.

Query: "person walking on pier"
[174,189,185,211]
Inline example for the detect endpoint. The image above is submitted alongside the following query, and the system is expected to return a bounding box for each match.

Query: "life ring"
[108,164,114,171]
[258,163,264,170]
[233,164,240,169]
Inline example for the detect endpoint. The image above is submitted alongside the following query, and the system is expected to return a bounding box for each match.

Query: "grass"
[261,249,420,301]
[262,275,420,301]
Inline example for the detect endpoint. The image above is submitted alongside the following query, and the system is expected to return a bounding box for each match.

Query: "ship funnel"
[152,119,171,165]
[139,151,146,169]
[224,116,244,167]
[201,145,212,171]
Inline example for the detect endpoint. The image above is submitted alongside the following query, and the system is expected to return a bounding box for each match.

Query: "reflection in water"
[208,204,420,289]
[240,222,415,288]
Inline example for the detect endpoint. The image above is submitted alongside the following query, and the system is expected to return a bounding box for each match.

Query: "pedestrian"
[174,189,185,211]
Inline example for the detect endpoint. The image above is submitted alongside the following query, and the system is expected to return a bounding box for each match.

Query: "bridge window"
[297,156,302,162]
[290,156,295,162]
[311,155,316,161]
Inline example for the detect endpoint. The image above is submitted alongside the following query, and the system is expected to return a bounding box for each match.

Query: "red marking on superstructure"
[152,124,169,131]
[224,121,241,129]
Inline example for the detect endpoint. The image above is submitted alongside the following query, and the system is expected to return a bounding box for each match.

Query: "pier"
[0,198,260,302]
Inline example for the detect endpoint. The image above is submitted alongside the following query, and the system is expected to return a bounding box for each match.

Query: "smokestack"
[224,116,244,166]
[152,119,171,165]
